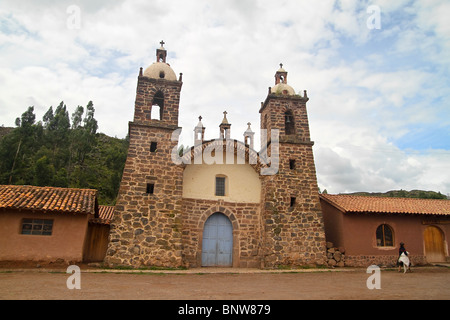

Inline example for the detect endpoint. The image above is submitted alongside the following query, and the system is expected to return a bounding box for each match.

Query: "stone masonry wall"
[181,197,263,268]
[105,71,185,268]
[260,93,310,143]
[105,123,184,268]
[261,142,327,268]
[344,254,427,267]
[133,76,182,127]
[258,91,327,268]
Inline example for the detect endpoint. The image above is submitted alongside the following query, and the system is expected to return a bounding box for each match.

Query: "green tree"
[0,101,128,205]
[84,101,98,135]
[71,105,84,129]
[34,155,55,186]
[42,106,54,129]
[8,106,38,184]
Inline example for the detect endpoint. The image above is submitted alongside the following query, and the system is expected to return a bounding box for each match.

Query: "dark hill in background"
[341,189,448,200]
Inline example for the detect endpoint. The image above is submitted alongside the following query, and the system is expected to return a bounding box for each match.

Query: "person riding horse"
[398,242,411,273]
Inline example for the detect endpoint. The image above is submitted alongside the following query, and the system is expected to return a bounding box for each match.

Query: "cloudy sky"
[1,0,449,196]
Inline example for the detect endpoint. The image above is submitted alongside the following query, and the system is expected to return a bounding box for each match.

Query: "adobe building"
[320,194,450,267]
[0,184,106,263]
[105,42,327,268]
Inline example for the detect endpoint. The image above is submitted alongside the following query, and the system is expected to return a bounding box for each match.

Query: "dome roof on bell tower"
[271,82,296,95]
[143,62,177,81]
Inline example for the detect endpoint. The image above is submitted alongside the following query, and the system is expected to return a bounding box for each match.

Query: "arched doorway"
[424,226,446,262]
[202,213,233,267]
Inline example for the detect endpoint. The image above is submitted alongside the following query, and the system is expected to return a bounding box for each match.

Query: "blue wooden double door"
[202,212,233,267]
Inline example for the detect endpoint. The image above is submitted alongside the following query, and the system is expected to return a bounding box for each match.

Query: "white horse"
[398,252,411,273]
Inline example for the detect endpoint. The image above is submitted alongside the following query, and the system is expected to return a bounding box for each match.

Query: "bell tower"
[260,63,311,143]
[133,41,182,127]
[260,64,326,268]
[105,42,184,268]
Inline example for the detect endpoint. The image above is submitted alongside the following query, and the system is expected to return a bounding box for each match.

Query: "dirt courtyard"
[1,265,449,300]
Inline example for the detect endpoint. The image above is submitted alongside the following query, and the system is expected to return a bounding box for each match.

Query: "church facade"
[104,42,327,268]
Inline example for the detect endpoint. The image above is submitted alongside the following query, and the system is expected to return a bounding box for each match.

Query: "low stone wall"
[344,254,427,267]
[325,241,428,267]
[326,242,345,267]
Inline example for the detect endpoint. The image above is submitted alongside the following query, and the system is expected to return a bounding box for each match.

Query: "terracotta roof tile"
[0,185,98,215]
[97,205,115,224]
[320,194,450,215]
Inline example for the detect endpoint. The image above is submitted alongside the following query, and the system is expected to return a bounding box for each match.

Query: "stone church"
[105,42,327,268]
